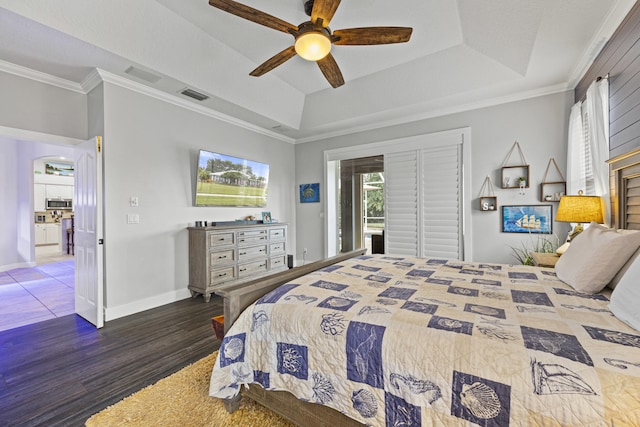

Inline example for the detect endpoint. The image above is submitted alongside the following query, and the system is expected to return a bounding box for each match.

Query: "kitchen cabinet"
[35,223,60,246]
[34,184,46,211]
[45,184,72,200]
[35,224,47,245]
[46,224,60,244]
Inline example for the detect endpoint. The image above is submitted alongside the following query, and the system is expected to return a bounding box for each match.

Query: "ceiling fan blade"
[317,53,344,88]
[311,0,341,27]
[333,27,413,45]
[249,46,297,76]
[209,0,297,34]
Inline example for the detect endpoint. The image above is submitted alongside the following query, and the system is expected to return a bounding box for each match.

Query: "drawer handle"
[239,251,247,256]
[239,268,247,272]
[217,255,227,259]
[218,273,227,277]
[260,264,266,268]
[274,260,281,264]
[259,249,265,252]
[217,238,226,241]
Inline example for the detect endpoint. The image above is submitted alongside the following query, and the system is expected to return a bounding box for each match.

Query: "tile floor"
[0,253,74,332]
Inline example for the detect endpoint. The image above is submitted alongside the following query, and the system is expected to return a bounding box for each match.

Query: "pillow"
[609,254,640,331]
[555,223,640,293]
[608,230,640,290]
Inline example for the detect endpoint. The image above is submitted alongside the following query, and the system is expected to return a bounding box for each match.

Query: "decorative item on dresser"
[188,223,288,302]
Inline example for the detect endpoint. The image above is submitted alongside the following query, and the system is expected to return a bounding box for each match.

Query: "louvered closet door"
[385,144,462,258]
[626,175,640,229]
[421,145,462,259]
[385,151,418,255]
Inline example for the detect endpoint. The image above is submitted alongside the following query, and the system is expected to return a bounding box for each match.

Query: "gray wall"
[294,91,574,264]
[0,71,87,139]
[100,82,296,318]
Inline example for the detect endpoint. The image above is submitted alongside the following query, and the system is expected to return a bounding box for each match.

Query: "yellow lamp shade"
[555,193,604,224]
[295,31,331,61]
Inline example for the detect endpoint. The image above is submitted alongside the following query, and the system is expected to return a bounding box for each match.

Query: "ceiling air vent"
[180,88,209,101]
[124,66,161,84]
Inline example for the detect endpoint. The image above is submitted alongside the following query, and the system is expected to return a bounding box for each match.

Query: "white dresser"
[188,223,288,302]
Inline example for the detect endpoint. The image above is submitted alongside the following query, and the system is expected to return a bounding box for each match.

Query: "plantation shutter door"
[421,144,462,259]
[385,151,419,255]
[625,175,640,229]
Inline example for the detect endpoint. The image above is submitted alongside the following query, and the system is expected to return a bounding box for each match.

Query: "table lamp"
[555,190,604,254]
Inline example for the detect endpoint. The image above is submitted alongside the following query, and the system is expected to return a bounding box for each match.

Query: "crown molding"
[294,83,571,144]
[0,124,84,145]
[93,69,295,144]
[0,59,84,93]
[0,60,295,144]
[567,0,637,88]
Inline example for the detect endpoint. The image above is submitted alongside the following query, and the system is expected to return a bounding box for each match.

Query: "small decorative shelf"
[478,176,497,212]
[540,158,566,202]
[500,141,530,189]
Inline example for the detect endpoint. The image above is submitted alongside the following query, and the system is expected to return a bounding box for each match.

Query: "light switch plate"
[127,213,140,224]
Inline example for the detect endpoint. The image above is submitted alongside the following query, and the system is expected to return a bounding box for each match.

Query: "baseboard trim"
[104,288,192,321]
[0,261,37,272]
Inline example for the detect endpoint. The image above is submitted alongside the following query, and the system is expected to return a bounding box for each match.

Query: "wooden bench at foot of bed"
[214,249,367,427]
[215,249,367,335]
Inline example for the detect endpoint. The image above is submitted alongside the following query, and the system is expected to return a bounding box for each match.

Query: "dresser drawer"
[238,244,267,261]
[270,242,286,254]
[237,230,268,246]
[238,259,268,278]
[210,249,235,267]
[269,227,286,240]
[209,232,234,247]
[210,266,236,284]
[270,255,287,270]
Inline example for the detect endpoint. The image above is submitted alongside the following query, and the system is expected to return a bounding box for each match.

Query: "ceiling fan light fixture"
[295,28,331,61]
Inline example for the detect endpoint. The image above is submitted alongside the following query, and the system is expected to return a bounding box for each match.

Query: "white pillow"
[609,254,640,331]
[608,232,640,290]
[555,223,640,293]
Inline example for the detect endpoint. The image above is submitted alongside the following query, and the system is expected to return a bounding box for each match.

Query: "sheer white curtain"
[585,78,611,226]
[566,78,611,226]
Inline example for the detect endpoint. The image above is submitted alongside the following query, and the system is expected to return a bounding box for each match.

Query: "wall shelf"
[478,176,497,211]
[500,141,530,189]
[540,158,566,202]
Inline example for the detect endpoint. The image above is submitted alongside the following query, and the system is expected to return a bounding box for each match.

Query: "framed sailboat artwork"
[502,205,552,234]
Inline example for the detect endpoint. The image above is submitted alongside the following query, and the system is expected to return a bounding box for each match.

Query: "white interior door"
[74,136,104,327]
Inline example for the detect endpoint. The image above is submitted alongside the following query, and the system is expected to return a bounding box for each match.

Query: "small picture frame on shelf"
[261,211,272,224]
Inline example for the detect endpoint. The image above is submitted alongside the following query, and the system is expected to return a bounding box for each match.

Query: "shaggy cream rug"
[85,352,293,427]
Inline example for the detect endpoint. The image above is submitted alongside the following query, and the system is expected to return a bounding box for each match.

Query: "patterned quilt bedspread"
[209,254,640,426]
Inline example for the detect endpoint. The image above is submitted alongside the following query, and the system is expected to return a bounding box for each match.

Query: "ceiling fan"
[208,0,413,88]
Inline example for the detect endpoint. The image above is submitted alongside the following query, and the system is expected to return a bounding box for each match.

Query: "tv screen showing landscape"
[195,150,269,207]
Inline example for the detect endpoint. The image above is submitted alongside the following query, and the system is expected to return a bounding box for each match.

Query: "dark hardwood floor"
[0,295,222,427]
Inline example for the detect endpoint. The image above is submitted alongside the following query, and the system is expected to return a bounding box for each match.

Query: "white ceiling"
[0,0,636,142]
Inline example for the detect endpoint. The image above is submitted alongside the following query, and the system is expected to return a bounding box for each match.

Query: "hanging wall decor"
[478,176,497,211]
[540,158,566,202]
[500,141,530,191]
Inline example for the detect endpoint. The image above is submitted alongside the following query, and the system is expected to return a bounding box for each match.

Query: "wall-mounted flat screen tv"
[195,150,269,207]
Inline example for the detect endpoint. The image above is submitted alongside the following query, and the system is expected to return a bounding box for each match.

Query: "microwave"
[46,198,72,210]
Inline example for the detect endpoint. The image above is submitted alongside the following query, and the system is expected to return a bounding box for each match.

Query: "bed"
[208,149,640,426]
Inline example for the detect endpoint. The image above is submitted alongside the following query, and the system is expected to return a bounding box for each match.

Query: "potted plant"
[518,176,527,187]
